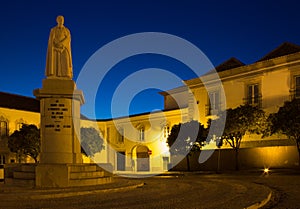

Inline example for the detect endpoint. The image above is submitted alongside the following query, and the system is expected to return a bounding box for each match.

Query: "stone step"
[5,178,35,187]
[70,171,104,179]
[96,163,113,174]
[68,176,112,187]
[21,164,36,172]
[69,164,97,172]
[13,171,35,180]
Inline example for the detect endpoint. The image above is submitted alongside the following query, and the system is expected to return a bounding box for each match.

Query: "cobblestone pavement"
[0,170,299,209]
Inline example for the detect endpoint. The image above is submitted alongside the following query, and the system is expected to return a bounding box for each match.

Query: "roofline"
[158,85,188,96]
[95,107,185,122]
[0,91,36,101]
[185,51,300,88]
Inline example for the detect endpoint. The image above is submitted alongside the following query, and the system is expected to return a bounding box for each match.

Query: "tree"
[80,127,104,157]
[8,124,40,163]
[265,99,300,166]
[167,120,208,171]
[214,105,266,170]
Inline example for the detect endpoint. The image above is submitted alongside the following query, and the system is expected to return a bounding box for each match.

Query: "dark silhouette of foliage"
[214,105,266,170]
[8,124,40,163]
[265,99,300,165]
[167,120,208,171]
[81,127,104,157]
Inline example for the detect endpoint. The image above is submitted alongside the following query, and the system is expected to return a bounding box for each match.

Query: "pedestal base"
[35,163,112,188]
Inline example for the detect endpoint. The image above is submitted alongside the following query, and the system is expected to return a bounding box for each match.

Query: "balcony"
[205,104,220,116]
[243,95,262,108]
[290,89,300,100]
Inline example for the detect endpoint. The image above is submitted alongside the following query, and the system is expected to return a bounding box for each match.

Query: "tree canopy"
[215,105,266,170]
[167,120,208,171]
[8,124,40,163]
[167,120,207,154]
[265,99,300,163]
[80,127,104,157]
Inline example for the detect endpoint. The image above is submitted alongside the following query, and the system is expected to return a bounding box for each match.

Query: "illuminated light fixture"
[263,167,270,175]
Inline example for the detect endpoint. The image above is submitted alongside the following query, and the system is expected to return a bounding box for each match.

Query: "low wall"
[171,145,299,171]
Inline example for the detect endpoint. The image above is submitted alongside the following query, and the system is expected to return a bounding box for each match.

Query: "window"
[139,127,145,141]
[206,91,220,116]
[16,123,23,130]
[106,127,110,142]
[15,118,26,130]
[246,84,261,107]
[0,121,8,137]
[117,128,124,143]
[295,76,300,98]
[163,125,170,138]
[0,155,5,164]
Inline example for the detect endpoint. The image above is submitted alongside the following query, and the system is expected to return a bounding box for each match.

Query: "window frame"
[206,90,220,116]
[139,127,145,141]
[245,83,261,107]
[0,121,8,137]
[295,76,300,99]
[117,127,124,144]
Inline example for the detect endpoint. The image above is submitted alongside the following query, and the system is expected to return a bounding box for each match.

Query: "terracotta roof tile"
[0,92,40,112]
[215,57,245,72]
[204,57,245,75]
[0,91,88,119]
[257,42,300,62]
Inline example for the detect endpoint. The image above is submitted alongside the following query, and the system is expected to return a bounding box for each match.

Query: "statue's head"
[56,15,64,27]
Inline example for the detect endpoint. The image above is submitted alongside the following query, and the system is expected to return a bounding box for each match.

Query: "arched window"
[163,125,170,138]
[295,76,300,98]
[0,121,8,137]
[15,118,26,130]
[139,127,145,141]
[0,155,5,164]
[117,127,124,143]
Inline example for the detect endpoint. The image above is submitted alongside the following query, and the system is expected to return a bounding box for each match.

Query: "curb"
[29,182,145,200]
[0,182,145,200]
[244,191,272,209]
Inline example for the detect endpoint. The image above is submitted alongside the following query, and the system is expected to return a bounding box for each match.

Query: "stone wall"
[171,145,299,171]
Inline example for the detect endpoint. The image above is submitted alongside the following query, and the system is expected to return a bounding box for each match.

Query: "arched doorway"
[136,145,150,171]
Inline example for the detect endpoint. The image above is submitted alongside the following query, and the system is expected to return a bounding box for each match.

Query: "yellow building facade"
[164,42,300,169]
[1,42,300,172]
[0,93,40,164]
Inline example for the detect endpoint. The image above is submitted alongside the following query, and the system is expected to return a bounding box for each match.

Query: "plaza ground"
[0,170,300,209]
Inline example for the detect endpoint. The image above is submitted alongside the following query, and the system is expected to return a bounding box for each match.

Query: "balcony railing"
[243,95,262,108]
[290,89,300,100]
[205,104,221,116]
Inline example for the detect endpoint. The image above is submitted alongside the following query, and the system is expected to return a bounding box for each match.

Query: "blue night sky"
[1,0,300,119]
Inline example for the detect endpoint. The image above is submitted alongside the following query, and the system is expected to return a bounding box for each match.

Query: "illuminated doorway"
[136,146,150,171]
[116,151,125,171]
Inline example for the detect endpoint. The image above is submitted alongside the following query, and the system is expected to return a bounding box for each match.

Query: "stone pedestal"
[34,78,88,187]
[32,79,113,188]
[34,79,84,164]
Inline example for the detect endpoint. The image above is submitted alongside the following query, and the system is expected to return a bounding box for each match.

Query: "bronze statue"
[45,15,73,79]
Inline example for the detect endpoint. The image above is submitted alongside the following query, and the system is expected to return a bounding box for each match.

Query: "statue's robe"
[45,26,72,78]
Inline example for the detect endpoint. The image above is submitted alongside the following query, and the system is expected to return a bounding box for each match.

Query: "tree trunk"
[217,148,221,173]
[186,154,191,171]
[298,151,300,169]
[235,149,239,171]
[297,140,300,169]
[297,147,300,169]
[17,151,22,163]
